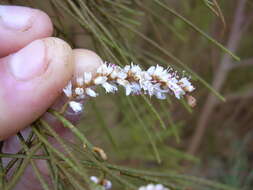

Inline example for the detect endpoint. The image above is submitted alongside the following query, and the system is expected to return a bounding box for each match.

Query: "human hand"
[0,5,101,189]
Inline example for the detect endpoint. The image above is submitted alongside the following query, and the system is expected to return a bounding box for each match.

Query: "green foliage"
[0,0,246,190]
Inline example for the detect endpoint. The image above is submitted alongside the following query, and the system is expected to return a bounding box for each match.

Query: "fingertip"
[0,6,53,57]
[0,37,73,139]
[32,8,53,39]
[43,37,74,84]
[73,49,103,77]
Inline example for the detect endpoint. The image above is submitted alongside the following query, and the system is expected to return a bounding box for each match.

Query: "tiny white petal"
[94,76,107,85]
[131,64,142,73]
[110,66,127,79]
[116,79,129,87]
[102,82,118,93]
[104,180,112,189]
[154,184,164,190]
[146,184,155,190]
[117,79,133,96]
[142,71,152,81]
[97,63,113,75]
[117,71,127,79]
[84,72,92,84]
[154,65,164,76]
[75,87,84,96]
[138,187,147,190]
[155,92,167,100]
[179,77,195,92]
[147,66,156,75]
[86,88,98,97]
[185,85,195,92]
[90,176,99,184]
[69,101,83,113]
[125,85,132,96]
[124,65,131,72]
[63,81,72,97]
[167,81,185,99]
[131,83,142,94]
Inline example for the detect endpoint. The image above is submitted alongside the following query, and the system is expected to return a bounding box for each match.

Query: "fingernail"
[0,6,33,31]
[9,40,48,80]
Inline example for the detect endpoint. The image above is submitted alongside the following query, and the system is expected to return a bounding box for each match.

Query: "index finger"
[0,5,53,57]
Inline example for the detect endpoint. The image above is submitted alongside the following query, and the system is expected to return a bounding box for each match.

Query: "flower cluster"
[138,184,170,190]
[63,62,195,113]
[90,176,112,190]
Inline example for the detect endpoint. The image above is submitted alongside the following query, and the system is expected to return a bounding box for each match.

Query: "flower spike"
[63,62,196,113]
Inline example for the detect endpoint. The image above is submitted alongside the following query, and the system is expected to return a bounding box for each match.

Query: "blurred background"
[2,0,253,189]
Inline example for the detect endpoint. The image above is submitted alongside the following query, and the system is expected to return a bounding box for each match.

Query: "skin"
[0,5,102,189]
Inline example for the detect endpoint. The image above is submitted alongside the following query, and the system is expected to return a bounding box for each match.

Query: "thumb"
[0,37,74,140]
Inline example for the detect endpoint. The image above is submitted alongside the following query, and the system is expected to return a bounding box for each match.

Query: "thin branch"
[187,0,247,156]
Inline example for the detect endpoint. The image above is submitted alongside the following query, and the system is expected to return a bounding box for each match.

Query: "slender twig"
[4,131,35,174]
[0,153,49,160]
[16,133,50,190]
[5,143,42,190]
[154,0,239,61]
[187,0,247,156]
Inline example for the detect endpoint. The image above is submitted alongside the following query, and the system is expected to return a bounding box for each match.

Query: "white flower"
[142,71,152,81]
[63,81,72,97]
[86,88,98,97]
[97,63,113,75]
[90,176,99,184]
[147,66,156,75]
[63,62,196,109]
[116,79,133,95]
[94,76,107,85]
[130,82,142,95]
[140,80,154,96]
[151,65,171,82]
[130,63,142,74]
[153,65,164,76]
[69,101,83,113]
[104,180,112,190]
[138,184,169,190]
[155,91,167,99]
[110,66,127,79]
[179,77,195,92]
[75,87,84,96]
[102,82,118,93]
[154,184,166,190]
[117,71,127,79]
[84,72,92,84]
[125,85,132,96]
[123,65,131,72]
[110,66,120,79]
[90,176,112,190]
[167,80,185,99]
[146,184,155,190]
[116,78,129,87]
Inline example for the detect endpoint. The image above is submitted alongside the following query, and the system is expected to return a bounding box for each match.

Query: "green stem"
[154,0,240,61]
[16,133,50,190]
[31,126,93,190]
[5,143,42,190]
[0,153,49,159]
